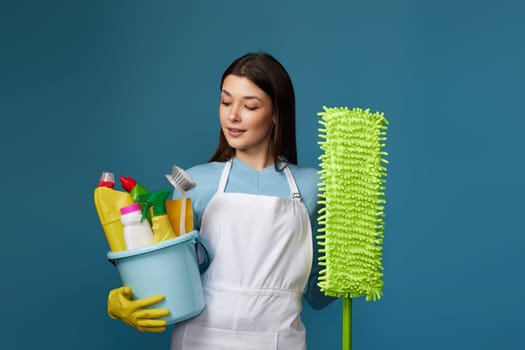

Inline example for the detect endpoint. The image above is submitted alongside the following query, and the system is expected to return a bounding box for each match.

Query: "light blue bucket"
[107,230,209,325]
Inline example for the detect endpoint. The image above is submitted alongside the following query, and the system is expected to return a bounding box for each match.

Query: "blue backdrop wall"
[1,0,523,349]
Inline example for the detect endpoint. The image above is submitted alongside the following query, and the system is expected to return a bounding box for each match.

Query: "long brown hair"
[209,52,297,168]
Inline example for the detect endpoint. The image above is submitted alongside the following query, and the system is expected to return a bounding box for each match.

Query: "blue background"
[1,0,523,349]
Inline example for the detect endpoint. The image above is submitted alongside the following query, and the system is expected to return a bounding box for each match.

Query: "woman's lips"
[227,128,245,137]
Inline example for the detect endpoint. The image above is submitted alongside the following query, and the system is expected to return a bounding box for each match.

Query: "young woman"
[108,52,334,349]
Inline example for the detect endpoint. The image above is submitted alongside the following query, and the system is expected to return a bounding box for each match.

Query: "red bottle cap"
[120,176,137,192]
[98,172,115,188]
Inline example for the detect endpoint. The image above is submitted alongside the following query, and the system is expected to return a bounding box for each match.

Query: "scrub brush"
[165,165,196,234]
[317,106,388,350]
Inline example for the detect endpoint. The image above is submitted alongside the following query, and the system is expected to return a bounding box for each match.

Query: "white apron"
[171,160,313,349]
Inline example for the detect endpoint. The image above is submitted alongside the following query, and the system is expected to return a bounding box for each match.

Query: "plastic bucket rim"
[107,230,198,260]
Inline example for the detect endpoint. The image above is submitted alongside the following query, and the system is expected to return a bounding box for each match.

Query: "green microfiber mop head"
[317,106,388,302]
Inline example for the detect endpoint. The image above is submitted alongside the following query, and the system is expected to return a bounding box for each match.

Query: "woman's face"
[219,74,275,160]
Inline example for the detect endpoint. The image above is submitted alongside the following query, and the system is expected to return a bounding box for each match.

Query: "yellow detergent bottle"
[138,189,177,243]
[165,198,194,235]
[94,172,134,252]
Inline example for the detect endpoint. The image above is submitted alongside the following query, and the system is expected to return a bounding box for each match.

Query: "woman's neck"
[235,149,274,171]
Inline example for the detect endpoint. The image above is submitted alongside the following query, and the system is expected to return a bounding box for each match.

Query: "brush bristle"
[167,165,196,193]
[317,106,388,301]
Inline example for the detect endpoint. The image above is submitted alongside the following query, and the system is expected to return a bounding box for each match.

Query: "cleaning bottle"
[120,176,152,224]
[165,198,194,235]
[94,172,134,252]
[137,189,177,243]
[120,203,154,250]
[165,165,196,235]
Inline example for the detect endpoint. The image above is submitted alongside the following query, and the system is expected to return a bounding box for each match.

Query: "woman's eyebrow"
[244,96,262,101]
[221,89,262,101]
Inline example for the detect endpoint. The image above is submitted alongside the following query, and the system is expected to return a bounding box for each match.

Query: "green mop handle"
[342,297,352,350]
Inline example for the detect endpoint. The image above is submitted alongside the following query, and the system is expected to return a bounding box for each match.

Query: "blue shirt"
[174,157,334,309]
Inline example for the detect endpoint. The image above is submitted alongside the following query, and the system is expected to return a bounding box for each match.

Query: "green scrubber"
[317,106,388,349]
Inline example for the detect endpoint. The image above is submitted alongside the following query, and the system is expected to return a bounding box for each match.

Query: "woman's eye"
[245,105,258,111]
[221,101,231,106]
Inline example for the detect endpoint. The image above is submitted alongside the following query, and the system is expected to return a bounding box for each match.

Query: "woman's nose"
[228,104,241,122]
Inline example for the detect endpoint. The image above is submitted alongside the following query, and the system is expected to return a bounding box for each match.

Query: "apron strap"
[217,158,302,201]
[217,159,233,193]
[282,162,302,201]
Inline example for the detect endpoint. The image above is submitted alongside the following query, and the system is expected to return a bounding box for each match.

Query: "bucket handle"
[194,234,210,273]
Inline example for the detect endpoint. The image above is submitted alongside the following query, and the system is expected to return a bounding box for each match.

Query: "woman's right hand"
[107,286,170,332]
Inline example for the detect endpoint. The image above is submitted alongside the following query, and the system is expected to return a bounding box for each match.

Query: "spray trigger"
[141,203,152,222]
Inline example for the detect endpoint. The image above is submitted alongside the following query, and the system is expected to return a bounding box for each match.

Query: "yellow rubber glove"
[107,286,170,332]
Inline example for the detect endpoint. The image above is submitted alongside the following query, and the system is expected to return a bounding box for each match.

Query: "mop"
[316,106,388,349]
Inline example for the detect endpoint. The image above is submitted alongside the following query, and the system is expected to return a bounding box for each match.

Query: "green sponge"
[317,106,388,302]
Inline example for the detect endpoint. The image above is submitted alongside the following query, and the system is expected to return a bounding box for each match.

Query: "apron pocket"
[183,324,277,350]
